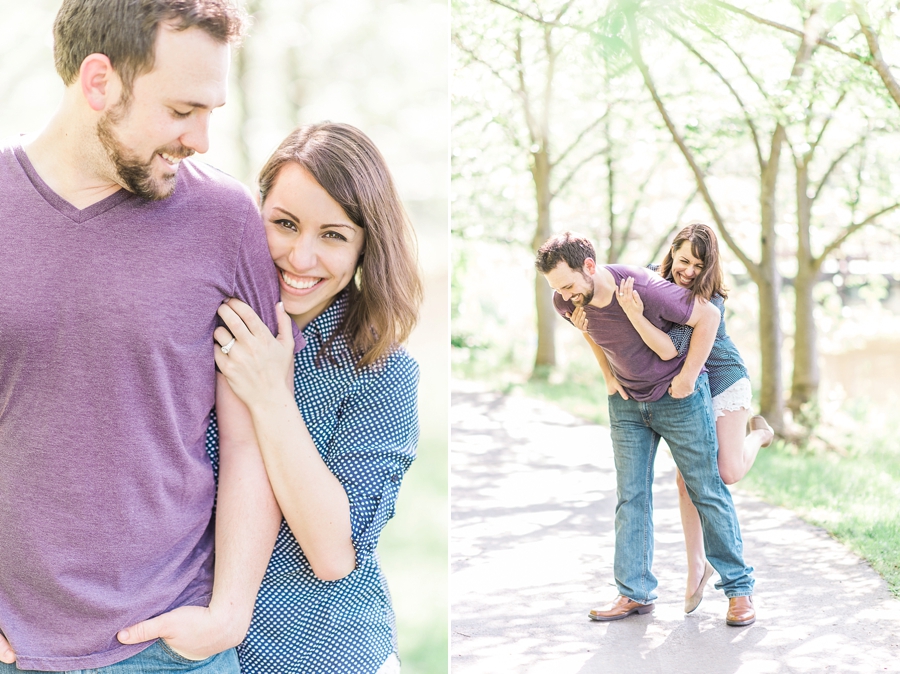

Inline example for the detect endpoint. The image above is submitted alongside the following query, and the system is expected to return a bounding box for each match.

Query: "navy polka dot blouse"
[205,289,419,673]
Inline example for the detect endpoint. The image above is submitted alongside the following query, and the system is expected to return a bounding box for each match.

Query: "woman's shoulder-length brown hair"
[258,122,423,369]
[658,222,728,302]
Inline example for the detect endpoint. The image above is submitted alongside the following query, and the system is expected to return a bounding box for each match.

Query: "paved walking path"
[451,381,900,673]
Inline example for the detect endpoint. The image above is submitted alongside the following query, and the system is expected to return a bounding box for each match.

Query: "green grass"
[379,428,448,672]
[741,435,900,597]
[454,354,900,598]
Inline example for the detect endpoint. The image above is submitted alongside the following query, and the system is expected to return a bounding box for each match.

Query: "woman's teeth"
[281,271,321,289]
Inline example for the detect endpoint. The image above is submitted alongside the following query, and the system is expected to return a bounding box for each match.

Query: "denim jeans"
[0,641,239,674]
[607,372,754,602]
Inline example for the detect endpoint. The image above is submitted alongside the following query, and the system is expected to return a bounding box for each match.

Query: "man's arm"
[567,306,629,399]
[581,332,629,400]
[117,373,282,658]
[669,298,719,398]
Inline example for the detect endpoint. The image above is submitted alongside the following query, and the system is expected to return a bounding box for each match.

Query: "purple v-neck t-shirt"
[554,264,699,402]
[0,140,302,670]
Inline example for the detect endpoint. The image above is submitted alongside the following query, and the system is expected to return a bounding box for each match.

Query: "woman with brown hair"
[207,122,421,673]
[615,223,773,614]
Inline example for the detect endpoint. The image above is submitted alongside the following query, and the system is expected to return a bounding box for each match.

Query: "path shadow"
[451,385,900,674]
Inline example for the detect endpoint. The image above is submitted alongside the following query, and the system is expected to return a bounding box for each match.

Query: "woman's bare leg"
[676,468,707,598]
[677,407,772,600]
[716,407,771,485]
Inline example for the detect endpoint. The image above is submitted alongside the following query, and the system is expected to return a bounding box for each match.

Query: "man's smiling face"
[96,24,229,200]
[544,260,595,307]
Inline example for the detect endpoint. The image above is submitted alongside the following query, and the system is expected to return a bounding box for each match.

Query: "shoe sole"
[726,616,756,626]
[588,603,655,622]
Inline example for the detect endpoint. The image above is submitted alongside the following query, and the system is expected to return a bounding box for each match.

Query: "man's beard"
[572,273,595,306]
[96,102,193,201]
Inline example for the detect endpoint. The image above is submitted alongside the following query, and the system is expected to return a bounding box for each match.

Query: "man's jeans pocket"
[157,639,210,666]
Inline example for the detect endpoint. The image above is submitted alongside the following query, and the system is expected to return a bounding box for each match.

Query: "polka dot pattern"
[647,264,749,397]
[205,290,419,673]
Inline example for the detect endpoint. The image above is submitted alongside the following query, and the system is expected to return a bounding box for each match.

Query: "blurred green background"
[0,0,448,671]
[452,0,900,596]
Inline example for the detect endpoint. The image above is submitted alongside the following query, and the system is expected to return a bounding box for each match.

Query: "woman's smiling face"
[262,162,365,328]
[670,241,705,289]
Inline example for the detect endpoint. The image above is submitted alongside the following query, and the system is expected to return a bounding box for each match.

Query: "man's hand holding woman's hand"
[213,299,296,409]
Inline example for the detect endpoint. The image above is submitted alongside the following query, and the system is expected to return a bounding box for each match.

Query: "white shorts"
[711,377,752,419]
[377,653,401,674]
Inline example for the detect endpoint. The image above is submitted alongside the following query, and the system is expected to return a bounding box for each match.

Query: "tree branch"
[648,187,699,263]
[809,90,847,159]
[815,202,900,265]
[625,10,757,276]
[615,156,664,261]
[683,12,770,104]
[552,145,607,197]
[453,34,521,96]
[663,24,764,170]
[552,111,609,169]
[711,0,866,64]
[488,0,544,25]
[855,4,900,110]
[811,133,867,202]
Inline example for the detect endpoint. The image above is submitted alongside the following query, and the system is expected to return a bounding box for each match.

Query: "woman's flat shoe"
[749,415,774,447]
[684,561,715,614]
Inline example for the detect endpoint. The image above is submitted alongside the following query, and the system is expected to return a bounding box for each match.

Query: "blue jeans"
[0,641,239,674]
[607,373,754,602]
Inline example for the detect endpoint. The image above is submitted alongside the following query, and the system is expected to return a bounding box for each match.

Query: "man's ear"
[584,258,597,275]
[79,53,117,112]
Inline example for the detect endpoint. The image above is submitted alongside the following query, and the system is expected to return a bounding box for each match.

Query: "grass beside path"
[741,430,900,597]
[456,368,900,599]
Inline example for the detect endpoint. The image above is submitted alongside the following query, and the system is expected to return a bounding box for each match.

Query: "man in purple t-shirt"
[536,232,756,627]
[0,1,301,671]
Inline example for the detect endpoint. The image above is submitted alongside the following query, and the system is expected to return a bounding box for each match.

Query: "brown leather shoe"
[726,595,756,626]
[588,595,654,622]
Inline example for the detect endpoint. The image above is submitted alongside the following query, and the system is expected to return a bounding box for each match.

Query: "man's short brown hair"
[535,232,596,274]
[53,0,247,98]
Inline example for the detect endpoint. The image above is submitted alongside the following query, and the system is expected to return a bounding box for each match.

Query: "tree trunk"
[790,159,819,413]
[531,146,556,377]
[757,125,785,431]
[606,129,617,263]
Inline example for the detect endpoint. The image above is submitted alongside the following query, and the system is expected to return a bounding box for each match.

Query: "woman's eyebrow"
[272,206,300,221]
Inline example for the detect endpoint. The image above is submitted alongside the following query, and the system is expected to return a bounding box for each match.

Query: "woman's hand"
[617,277,645,320]
[566,306,590,332]
[213,299,295,409]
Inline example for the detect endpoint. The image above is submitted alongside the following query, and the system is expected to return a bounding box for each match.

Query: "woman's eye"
[324,231,348,242]
[275,219,298,231]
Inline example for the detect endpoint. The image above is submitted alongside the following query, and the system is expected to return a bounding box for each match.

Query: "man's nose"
[180,112,211,155]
